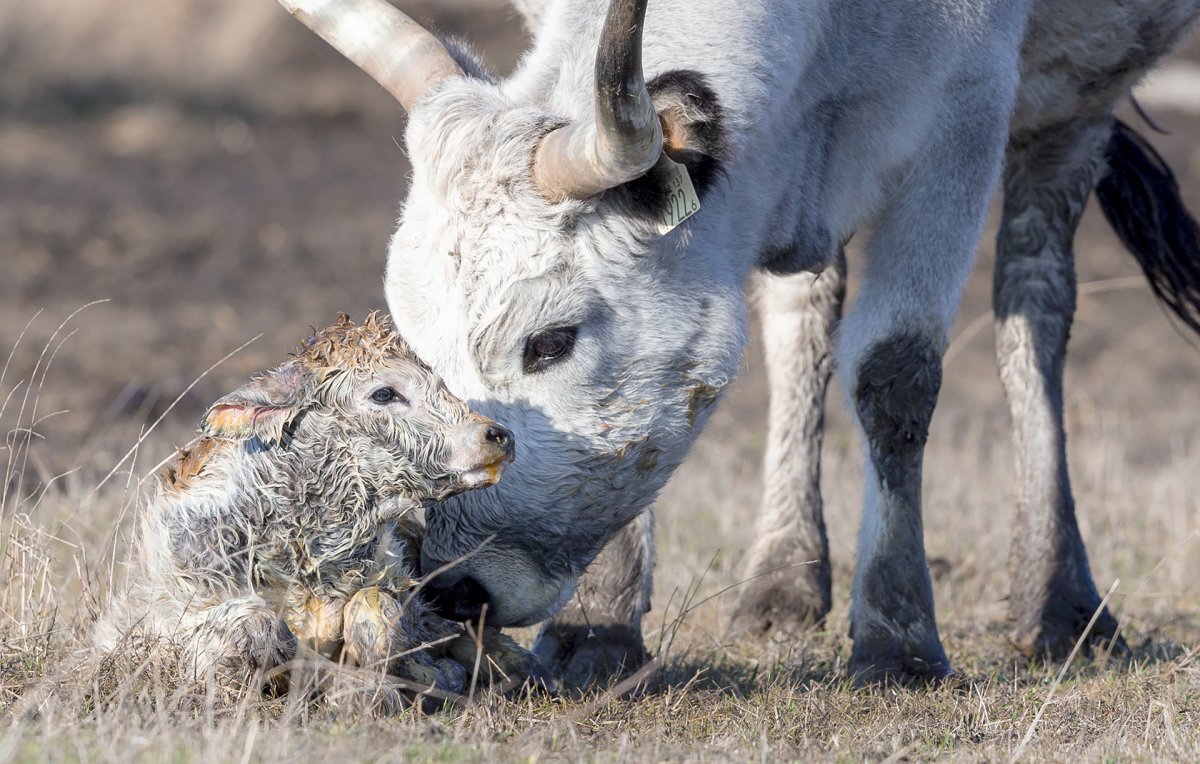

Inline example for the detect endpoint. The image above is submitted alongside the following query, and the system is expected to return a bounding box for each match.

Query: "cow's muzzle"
[421,573,488,622]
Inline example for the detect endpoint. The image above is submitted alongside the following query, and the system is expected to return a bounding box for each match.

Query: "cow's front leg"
[996,118,1122,658]
[841,66,1014,683]
[845,327,952,683]
[730,255,845,638]
[532,510,653,688]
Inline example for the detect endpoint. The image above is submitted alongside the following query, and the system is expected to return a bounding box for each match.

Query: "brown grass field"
[2,2,1199,760]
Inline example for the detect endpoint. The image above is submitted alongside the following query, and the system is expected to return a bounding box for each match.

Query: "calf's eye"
[523,327,578,373]
[370,386,407,405]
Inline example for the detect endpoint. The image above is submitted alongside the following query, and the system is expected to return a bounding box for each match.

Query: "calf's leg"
[995,118,1123,658]
[182,596,296,692]
[332,585,466,713]
[730,255,845,637]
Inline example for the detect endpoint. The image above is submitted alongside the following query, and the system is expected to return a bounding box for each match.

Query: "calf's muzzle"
[448,418,515,489]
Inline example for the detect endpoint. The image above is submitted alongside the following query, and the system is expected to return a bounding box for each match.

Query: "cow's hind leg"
[995,118,1123,659]
[730,256,845,638]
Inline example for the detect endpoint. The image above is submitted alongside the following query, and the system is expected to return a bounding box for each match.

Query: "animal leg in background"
[840,69,1012,683]
[730,254,845,637]
[995,117,1123,658]
[532,510,653,688]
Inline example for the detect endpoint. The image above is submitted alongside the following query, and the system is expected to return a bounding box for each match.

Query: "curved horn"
[278,0,464,111]
[533,0,663,200]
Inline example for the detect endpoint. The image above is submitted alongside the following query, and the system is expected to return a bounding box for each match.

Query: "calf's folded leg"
[181,595,296,692]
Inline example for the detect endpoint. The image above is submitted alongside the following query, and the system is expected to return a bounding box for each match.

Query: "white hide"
[383,0,1032,626]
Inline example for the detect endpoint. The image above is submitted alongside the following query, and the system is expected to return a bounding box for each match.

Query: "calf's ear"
[202,362,307,445]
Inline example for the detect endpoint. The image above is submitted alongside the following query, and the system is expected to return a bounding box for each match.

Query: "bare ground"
[2,3,1199,761]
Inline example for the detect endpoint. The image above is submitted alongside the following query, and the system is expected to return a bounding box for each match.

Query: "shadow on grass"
[599,617,1199,706]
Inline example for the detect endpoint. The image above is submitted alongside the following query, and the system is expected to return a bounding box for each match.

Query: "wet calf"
[95,313,535,705]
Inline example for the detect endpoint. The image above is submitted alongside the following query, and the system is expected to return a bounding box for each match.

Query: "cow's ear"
[649,70,728,194]
[202,362,307,444]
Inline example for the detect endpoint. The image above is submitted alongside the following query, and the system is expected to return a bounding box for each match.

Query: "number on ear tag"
[657,155,701,235]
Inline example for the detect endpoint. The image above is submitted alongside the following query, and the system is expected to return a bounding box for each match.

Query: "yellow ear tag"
[656,155,701,235]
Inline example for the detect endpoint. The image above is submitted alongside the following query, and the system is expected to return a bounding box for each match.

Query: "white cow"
[278,0,1200,684]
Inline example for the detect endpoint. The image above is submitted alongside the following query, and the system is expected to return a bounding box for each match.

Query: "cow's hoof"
[444,628,551,692]
[728,569,831,640]
[1009,599,1127,662]
[532,622,649,691]
[848,632,953,687]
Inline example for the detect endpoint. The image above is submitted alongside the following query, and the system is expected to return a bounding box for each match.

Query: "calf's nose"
[422,574,489,622]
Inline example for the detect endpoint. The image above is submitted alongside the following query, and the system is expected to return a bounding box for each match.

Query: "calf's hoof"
[398,658,468,709]
[848,630,953,687]
[728,566,831,640]
[286,594,346,661]
[343,586,404,671]
[533,622,649,691]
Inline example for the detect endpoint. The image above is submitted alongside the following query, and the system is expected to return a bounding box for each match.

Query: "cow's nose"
[421,574,489,622]
[485,424,514,459]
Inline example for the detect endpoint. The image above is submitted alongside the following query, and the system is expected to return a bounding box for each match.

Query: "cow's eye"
[523,327,578,373]
[370,386,407,405]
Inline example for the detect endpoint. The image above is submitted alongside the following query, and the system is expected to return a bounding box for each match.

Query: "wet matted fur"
[90,313,536,711]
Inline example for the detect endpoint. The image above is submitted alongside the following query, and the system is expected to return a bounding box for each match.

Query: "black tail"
[1095,119,1200,335]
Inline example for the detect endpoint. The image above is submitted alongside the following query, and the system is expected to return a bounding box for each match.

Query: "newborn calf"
[95,313,533,705]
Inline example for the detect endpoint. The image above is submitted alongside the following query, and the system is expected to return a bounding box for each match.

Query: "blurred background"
[0,0,529,474]
[1,1,1198,643]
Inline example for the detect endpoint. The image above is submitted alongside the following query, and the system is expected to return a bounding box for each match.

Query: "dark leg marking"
[848,332,952,685]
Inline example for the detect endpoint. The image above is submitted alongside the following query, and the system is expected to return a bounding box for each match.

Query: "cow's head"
[280,0,743,625]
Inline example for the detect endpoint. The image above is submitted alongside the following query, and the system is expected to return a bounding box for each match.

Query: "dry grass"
[2,308,1198,762]
[2,2,1199,760]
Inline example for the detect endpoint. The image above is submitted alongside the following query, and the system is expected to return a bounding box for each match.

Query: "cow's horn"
[277,0,463,111]
[533,0,663,201]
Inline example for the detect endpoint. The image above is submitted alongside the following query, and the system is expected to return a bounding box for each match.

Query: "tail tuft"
[1095,119,1200,335]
